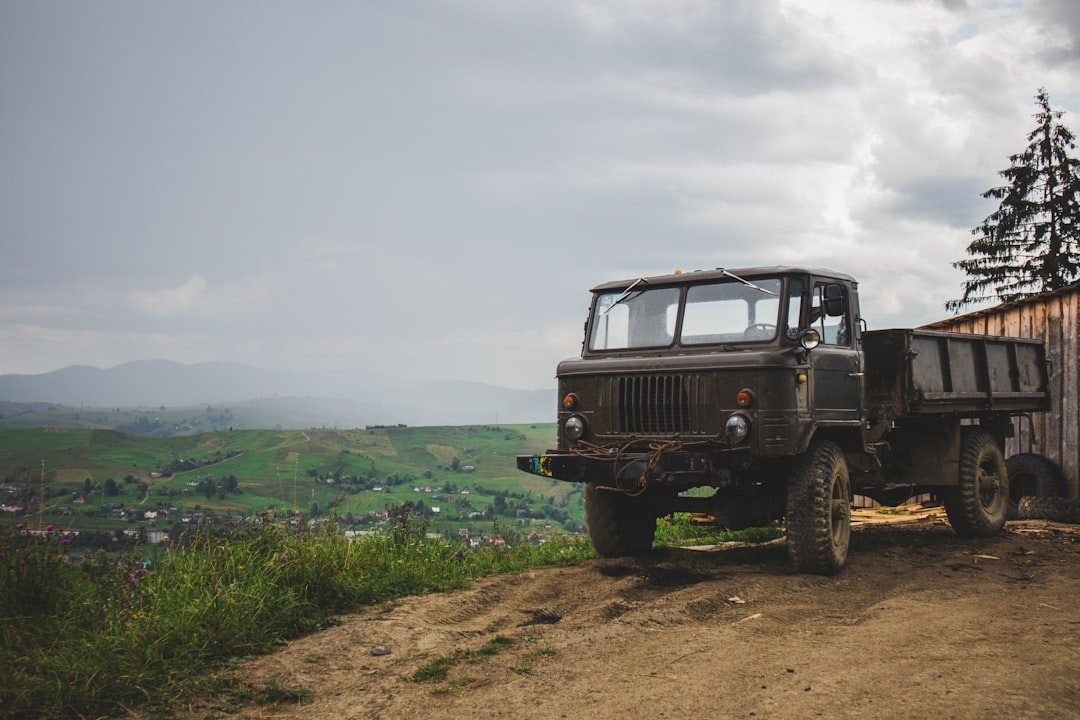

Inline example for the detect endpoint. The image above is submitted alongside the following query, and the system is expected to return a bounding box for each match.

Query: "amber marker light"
[736,389,754,407]
[562,393,578,410]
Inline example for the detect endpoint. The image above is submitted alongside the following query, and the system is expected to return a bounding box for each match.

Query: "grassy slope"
[0,398,345,431]
[0,424,579,533]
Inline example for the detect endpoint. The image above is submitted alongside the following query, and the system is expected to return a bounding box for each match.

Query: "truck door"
[809,282,862,423]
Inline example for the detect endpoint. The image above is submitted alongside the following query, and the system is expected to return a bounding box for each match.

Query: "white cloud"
[1,0,1078,394]
[0,303,66,320]
[130,275,207,318]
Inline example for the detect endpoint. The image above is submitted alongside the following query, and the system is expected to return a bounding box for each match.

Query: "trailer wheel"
[944,429,1008,537]
[1006,453,1065,520]
[785,440,850,575]
[584,484,656,558]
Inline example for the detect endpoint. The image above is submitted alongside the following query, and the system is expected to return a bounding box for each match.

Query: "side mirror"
[823,284,846,317]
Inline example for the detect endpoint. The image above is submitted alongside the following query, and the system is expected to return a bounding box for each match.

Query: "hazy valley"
[0,360,556,434]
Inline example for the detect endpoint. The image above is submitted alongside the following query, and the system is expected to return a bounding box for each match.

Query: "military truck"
[517,266,1053,574]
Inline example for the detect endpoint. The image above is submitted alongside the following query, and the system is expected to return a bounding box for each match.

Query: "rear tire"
[944,429,1008,537]
[785,440,850,575]
[1005,453,1065,519]
[584,484,657,557]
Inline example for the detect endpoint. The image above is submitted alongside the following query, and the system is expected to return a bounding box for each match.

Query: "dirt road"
[175,517,1080,720]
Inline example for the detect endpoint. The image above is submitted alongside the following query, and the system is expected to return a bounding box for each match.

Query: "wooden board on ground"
[852,504,947,526]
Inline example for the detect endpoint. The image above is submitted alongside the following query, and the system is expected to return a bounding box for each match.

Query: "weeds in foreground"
[0,517,593,720]
[200,677,313,715]
[514,644,559,675]
[413,634,548,692]
[412,636,519,683]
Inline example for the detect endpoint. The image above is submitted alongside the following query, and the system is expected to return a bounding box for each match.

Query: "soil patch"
[164,517,1080,720]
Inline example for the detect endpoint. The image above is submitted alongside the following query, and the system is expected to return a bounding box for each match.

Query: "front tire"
[944,429,1008,537]
[785,440,851,575]
[584,484,657,557]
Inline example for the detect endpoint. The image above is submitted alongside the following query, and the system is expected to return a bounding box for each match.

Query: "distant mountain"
[0,361,556,428]
[0,360,323,406]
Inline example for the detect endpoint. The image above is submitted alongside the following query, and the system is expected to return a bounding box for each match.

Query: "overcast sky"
[2,0,1078,390]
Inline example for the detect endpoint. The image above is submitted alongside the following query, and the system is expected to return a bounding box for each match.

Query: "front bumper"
[516,444,751,487]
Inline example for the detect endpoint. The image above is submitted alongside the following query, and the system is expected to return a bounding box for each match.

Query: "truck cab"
[552,266,862,459]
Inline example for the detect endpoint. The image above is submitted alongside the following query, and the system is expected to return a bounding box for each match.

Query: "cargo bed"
[864,328,1050,417]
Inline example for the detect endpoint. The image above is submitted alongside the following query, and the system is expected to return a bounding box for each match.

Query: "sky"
[2,0,1079,391]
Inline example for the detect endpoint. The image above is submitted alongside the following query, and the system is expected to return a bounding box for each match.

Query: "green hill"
[0,424,582,539]
[0,398,397,436]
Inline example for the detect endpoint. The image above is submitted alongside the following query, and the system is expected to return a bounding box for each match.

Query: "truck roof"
[589,266,857,293]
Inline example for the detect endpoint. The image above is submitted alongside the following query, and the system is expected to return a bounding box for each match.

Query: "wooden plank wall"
[923,286,1080,498]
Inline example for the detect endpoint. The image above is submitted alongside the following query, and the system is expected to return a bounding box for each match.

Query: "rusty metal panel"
[865,329,1049,417]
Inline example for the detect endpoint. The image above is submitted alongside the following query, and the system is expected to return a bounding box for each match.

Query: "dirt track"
[172,516,1080,720]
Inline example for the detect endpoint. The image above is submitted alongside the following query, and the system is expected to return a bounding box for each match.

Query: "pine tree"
[947,89,1080,311]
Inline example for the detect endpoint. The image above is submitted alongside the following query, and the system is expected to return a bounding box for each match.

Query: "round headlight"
[799,328,821,350]
[564,415,586,441]
[725,413,750,444]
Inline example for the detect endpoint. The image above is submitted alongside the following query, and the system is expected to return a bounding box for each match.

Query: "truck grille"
[614,375,701,435]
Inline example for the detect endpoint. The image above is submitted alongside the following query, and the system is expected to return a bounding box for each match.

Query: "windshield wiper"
[720,269,778,296]
[601,277,647,315]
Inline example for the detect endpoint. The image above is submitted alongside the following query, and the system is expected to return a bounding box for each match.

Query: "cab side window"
[810,283,850,346]
[785,278,804,340]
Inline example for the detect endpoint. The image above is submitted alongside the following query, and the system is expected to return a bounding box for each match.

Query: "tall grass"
[0,515,594,720]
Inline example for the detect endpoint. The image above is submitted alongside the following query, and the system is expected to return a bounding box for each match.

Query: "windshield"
[588,277,783,351]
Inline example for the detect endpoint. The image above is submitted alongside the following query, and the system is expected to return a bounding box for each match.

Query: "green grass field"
[0,424,582,537]
[0,397,467,437]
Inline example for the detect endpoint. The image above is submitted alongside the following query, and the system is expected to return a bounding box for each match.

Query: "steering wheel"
[744,324,776,340]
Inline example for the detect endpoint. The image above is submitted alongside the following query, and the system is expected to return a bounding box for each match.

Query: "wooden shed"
[922,282,1080,499]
